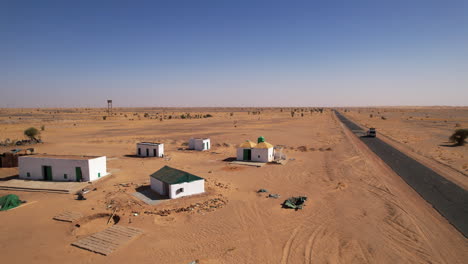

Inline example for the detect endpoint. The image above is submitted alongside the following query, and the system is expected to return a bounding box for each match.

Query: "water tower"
[107,100,113,115]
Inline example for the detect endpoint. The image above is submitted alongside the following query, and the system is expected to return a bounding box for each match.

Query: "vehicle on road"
[367,128,376,137]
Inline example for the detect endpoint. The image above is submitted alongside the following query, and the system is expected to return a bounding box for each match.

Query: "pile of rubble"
[144,195,228,216]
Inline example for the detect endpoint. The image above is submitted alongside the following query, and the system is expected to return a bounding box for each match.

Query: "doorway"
[75,167,83,182]
[42,166,52,181]
[153,149,157,157]
[146,148,149,156]
[243,149,251,160]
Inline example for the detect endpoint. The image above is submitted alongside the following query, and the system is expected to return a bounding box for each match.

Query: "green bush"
[449,129,468,146]
[24,127,40,140]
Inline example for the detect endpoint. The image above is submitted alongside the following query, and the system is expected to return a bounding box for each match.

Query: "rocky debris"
[297,146,308,152]
[257,189,268,193]
[144,196,228,216]
[268,194,280,199]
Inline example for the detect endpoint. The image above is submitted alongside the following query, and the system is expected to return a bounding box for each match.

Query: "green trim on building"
[150,166,203,184]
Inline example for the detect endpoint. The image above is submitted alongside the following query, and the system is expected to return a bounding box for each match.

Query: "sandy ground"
[0,108,467,263]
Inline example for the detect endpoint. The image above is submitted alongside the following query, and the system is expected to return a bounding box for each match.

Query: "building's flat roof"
[22,154,103,160]
[137,142,163,146]
[191,138,209,140]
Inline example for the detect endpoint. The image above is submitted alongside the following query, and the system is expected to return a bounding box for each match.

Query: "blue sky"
[1,0,467,107]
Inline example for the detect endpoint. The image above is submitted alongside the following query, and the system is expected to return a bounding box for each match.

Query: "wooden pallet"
[53,211,83,222]
[71,225,143,255]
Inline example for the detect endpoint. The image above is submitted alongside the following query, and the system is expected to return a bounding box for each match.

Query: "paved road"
[335,111,468,237]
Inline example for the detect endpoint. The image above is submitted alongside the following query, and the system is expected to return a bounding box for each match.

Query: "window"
[27,172,30,177]
[64,174,67,179]
[176,188,184,195]
[98,173,101,178]
[258,155,261,158]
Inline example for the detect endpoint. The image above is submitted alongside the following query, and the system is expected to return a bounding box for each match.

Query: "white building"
[18,154,108,182]
[188,138,210,151]
[237,136,275,163]
[150,165,205,199]
[137,142,164,157]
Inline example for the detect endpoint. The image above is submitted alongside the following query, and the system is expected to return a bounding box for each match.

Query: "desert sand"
[0,107,467,263]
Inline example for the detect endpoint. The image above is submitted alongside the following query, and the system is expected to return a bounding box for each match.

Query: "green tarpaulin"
[0,194,22,211]
[283,196,307,210]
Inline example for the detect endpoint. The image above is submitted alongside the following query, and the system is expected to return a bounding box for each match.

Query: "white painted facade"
[189,138,210,151]
[137,142,164,157]
[251,148,274,162]
[18,155,108,182]
[150,177,204,199]
[236,148,246,161]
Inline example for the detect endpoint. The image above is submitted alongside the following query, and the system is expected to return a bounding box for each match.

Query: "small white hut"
[237,136,275,163]
[18,154,108,182]
[189,138,210,151]
[236,140,257,161]
[150,166,205,199]
[137,142,164,157]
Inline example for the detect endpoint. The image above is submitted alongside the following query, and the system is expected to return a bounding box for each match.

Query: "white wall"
[237,148,247,161]
[150,177,166,195]
[169,179,205,199]
[18,156,108,182]
[189,139,210,151]
[137,144,164,157]
[88,156,108,181]
[251,148,274,162]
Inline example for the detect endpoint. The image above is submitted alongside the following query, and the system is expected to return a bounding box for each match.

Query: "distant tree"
[291,111,295,118]
[144,113,149,118]
[449,129,468,146]
[24,127,40,140]
[40,125,45,131]
[102,116,107,120]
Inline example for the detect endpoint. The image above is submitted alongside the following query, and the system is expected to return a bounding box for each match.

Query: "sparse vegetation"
[449,129,468,146]
[40,125,45,131]
[24,127,40,140]
[102,116,107,120]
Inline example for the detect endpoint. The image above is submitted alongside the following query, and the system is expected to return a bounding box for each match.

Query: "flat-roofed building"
[18,154,108,182]
[137,142,164,157]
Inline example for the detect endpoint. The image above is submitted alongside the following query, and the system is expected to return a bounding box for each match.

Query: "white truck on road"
[367,128,376,137]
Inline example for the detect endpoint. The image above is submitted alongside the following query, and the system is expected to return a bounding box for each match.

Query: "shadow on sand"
[222,157,237,162]
[133,185,169,205]
[0,174,19,181]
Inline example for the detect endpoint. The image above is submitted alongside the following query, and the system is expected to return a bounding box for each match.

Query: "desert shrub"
[24,127,40,140]
[144,113,149,118]
[455,123,461,127]
[40,125,45,131]
[291,111,295,117]
[369,114,373,118]
[204,114,213,118]
[381,116,387,120]
[180,114,186,119]
[230,112,234,116]
[301,113,304,117]
[449,129,468,146]
[102,116,107,120]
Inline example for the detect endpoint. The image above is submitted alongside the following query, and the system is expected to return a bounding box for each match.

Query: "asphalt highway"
[335,111,468,237]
